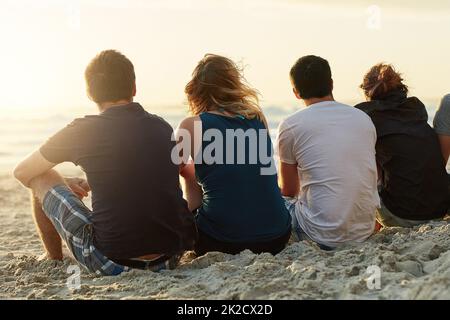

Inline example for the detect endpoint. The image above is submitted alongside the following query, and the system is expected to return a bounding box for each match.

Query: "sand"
[1,173,450,300]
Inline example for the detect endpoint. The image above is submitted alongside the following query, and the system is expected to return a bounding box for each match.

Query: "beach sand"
[1,173,449,300]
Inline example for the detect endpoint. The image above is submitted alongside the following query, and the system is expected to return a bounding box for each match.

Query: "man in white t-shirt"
[276,55,380,250]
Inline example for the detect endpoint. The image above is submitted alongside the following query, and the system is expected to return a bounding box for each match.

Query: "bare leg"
[31,192,63,260]
[29,170,66,261]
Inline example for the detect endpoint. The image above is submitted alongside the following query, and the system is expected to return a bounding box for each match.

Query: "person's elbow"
[13,163,31,186]
[280,185,298,198]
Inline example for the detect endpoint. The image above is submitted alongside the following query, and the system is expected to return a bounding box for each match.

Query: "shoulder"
[178,115,201,130]
[61,116,97,132]
[436,95,450,120]
[354,108,376,129]
[339,102,374,121]
[354,101,373,113]
[279,108,307,130]
[277,110,310,145]
[67,113,116,129]
[144,111,171,125]
[335,102,376,134]
[440,94,450,108]
[134,111,175,135]
[177,116,201,137]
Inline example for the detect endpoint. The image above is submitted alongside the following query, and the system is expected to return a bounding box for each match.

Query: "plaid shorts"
[42,185,179,276]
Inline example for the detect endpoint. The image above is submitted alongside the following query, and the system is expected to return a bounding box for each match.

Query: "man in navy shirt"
[14,50,197,275]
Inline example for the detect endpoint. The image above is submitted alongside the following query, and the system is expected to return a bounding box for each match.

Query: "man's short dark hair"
[85,50,135,104]
[290,55,332,99]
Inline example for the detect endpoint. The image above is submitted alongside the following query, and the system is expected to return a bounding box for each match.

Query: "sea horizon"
[0,97,445,173]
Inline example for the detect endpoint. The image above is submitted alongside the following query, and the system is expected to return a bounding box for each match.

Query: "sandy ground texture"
[1,174,450,300]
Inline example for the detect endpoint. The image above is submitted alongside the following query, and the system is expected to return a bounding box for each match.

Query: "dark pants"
[194,228,291,256]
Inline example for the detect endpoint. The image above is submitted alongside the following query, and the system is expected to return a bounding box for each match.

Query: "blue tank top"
[195,112,291,243]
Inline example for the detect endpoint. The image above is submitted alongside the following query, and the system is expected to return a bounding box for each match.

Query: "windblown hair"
[360,63,408,100]
[185,54,267,127]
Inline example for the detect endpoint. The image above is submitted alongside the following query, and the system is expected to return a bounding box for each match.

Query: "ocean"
[0,100,443,174]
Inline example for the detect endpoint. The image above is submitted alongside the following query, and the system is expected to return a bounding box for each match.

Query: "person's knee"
[29,170,65,202]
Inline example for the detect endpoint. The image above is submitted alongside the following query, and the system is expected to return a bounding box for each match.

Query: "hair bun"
[361,63,408,100]
[378,65,402,88]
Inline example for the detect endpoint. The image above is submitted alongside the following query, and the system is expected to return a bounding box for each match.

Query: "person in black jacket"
[355,63,448,227]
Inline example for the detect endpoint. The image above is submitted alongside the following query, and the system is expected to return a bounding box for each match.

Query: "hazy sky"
[1,0,449,112]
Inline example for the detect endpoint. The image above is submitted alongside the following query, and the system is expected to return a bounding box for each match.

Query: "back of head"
[360,63,408,100]
[290,55,333,99]
[85,50,136,104]
[185,54,267,127]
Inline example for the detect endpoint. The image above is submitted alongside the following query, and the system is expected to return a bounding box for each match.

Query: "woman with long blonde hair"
[176,54,291,256]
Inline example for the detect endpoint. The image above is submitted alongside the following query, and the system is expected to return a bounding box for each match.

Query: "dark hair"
[85,50,135,104]
[290,55,333,99]
[360,63,408,100]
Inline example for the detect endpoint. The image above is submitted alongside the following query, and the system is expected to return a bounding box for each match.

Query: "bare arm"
[278,160,300,197]
[13,150,57,187]
[13,149,91,199]
[179,162,203,211]
[176,116,203,211]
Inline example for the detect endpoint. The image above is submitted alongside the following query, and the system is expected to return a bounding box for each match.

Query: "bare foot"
[37,252,63,262]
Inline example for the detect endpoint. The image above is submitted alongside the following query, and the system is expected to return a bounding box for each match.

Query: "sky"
[0,0,449,114]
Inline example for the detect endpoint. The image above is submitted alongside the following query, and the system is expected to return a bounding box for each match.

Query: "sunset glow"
[0,0,449,112]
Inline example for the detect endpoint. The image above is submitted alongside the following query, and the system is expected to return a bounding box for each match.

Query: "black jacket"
[355,91,448,220]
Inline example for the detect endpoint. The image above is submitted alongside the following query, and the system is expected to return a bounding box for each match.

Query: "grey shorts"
[376,201,428,228]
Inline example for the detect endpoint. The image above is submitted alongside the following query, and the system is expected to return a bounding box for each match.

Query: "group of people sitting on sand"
[13,50,450,276]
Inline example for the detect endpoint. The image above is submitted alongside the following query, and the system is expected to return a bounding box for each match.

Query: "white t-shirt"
[277,101,380,247]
